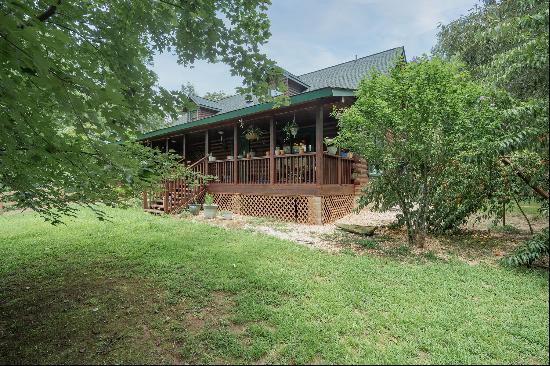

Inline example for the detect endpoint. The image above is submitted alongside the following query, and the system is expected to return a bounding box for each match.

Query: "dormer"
[281,70,309,96]
[187,95,222,121]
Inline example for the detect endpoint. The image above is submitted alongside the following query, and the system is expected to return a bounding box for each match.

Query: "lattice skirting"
[211,193,354,224]
[321,195,355,224]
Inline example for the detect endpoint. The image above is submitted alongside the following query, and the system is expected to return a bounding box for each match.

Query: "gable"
[176,47,404,125]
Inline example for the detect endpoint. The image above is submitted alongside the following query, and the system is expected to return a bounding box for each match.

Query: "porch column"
[204,130,209,157]
[165,137,169,153]
[315,104,324,185]
[337,147,342,185]
[269,117,275,184]
[233,124,238,184]
[182,134,186,160]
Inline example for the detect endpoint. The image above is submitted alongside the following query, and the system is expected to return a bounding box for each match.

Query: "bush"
[504,228,549,267]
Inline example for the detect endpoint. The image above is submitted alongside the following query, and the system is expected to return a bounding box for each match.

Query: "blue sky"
[151,0,478,96]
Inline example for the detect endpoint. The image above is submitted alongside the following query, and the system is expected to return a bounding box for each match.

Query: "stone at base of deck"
[210,193,355,224]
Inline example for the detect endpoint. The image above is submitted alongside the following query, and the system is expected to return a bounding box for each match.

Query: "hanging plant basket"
[243,125,263,141]
[245,132,259,141]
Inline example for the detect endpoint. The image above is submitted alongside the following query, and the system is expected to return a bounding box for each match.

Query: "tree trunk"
[513,195,534,234]
[501,157,549,200]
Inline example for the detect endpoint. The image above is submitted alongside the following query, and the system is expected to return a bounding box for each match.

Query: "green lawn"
[0,208,548,365]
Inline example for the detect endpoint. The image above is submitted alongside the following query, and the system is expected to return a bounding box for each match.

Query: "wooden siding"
[286,79,307,96]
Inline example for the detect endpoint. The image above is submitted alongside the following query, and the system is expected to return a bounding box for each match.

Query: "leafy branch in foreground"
[0,0,282,219]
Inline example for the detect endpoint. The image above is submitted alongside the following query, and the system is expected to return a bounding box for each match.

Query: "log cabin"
[138,47,405,224]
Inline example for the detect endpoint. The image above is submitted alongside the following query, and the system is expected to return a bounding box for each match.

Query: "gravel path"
[187,207,400,253]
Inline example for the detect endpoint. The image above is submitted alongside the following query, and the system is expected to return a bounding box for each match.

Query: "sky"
[151,0,479,96]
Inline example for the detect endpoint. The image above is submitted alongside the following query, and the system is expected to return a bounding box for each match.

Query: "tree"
[435,0,549,204]
[0,0,282,221]
[203,91,231,101]
[334,58,502,247]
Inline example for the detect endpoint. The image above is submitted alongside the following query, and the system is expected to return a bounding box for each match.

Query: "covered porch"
[143,95,366,223]
[147,102,356,194]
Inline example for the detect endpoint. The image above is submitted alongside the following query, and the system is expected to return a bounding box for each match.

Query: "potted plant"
[282,120,299,141]
[208,153,216,162]
[222,210,233,220]
[188,202,201,215]
[244,125,263,141]
[325,138,338,155]
[203,193,218,219]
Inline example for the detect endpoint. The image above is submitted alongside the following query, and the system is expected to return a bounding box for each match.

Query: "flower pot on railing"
[283,145,291,154]
[327,146,338,155]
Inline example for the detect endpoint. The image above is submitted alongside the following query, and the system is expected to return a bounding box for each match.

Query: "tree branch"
[37,1,61,22]
[501,157,549,200]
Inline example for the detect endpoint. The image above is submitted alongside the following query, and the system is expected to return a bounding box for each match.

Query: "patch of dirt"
[184,291,236,332]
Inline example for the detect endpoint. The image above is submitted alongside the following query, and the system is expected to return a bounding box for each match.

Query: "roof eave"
[138,87,354,141]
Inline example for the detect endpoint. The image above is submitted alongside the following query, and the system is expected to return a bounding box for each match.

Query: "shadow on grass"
[0,261,192,364]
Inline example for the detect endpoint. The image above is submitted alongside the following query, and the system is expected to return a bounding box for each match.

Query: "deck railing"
[274,153,316,184]
[238,156,270,184]
[323,153,354,184]
[208,160,234,183]
[204,153,353,185]
[143,156,208,213]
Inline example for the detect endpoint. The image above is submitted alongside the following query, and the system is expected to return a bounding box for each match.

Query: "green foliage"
[357,239,378,249]
[203,91,231,101]
[435,0,549,208]
[203,193,214,205]
[0,0,281,221]
[435,0,548,101]
[505,228,549,266]
[334,57,501,246]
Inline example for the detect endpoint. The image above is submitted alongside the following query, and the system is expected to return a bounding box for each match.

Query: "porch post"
[182,134,186,160]
[269,117,275,184]
[165,137,169,153]
[233,123,238,184]
[315,104,324,185]
[204,130,209,157]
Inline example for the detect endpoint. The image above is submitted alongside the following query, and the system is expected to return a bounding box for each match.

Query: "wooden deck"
[142,102,363,223]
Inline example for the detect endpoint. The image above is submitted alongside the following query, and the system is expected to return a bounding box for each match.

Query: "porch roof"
[138,87,355,140]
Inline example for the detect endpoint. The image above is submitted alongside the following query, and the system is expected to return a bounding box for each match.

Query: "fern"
[504,228,549,267]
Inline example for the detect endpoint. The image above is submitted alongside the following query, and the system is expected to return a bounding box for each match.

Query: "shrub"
[504,228,549,267]
[334,57,502,247]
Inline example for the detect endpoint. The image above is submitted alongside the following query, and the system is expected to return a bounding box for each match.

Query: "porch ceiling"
[138,87,355,141]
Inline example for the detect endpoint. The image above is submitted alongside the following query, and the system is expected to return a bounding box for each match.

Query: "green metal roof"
[138,87,355,140]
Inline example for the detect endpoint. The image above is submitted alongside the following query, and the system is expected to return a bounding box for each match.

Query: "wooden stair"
[143,157,208,215]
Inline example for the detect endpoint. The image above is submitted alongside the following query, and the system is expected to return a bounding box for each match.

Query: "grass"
[0,207,548,365]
